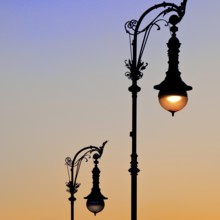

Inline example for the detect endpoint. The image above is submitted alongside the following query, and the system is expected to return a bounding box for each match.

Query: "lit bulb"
[167,95,182,103]
[159,94,188,116]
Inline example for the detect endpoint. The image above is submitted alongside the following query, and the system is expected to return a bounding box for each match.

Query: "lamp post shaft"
[70,167,75,220]
[129,80,140,220]
[71,200,74,220]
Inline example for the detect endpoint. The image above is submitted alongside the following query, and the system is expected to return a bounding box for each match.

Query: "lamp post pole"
[65,141,108,220]
[124,1,192,220]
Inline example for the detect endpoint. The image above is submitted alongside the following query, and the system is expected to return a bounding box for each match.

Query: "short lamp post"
[65,141,108,220]
[124,1,192,220]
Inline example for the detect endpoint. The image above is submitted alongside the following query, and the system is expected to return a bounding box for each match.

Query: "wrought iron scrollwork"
[125,59,147,80]
[124,0,188,81]
[125,18,168,36]
[65,157,72,167]
[125,20,138,34]
[65,141,108,202]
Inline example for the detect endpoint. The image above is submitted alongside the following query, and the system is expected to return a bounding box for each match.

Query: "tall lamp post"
[124,1,192,220]
[65,141,108,220]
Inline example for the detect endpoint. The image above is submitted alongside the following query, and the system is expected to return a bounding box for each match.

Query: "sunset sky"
[1,0,220,220]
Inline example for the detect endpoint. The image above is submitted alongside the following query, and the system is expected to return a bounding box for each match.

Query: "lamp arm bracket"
[125,0,187,35]
[124,0,187,81]
[65,141,108,196]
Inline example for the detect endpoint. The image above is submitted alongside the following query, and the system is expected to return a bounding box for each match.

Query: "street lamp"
[65,141,108,220]
[124,1,192,220]
[84,152,107,215]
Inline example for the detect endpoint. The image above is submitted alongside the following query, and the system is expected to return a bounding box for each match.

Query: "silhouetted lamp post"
[65,141,108,220]
[65,1,192,220]
[124,1,192,220]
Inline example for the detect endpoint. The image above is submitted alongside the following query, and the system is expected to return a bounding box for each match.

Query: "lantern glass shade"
[86,199,105,215]
[158,91,188,115]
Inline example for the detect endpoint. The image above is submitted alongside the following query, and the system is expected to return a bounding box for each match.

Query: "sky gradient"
[1,0,220,220]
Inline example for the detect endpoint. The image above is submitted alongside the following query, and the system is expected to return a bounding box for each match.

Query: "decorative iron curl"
[125,59,148,80]
[73,151,91,167]
[65,157,72,167]
[65,152,92,168]
[125,20,138,35]
[125,18,168,36]
[146,19,169,32]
